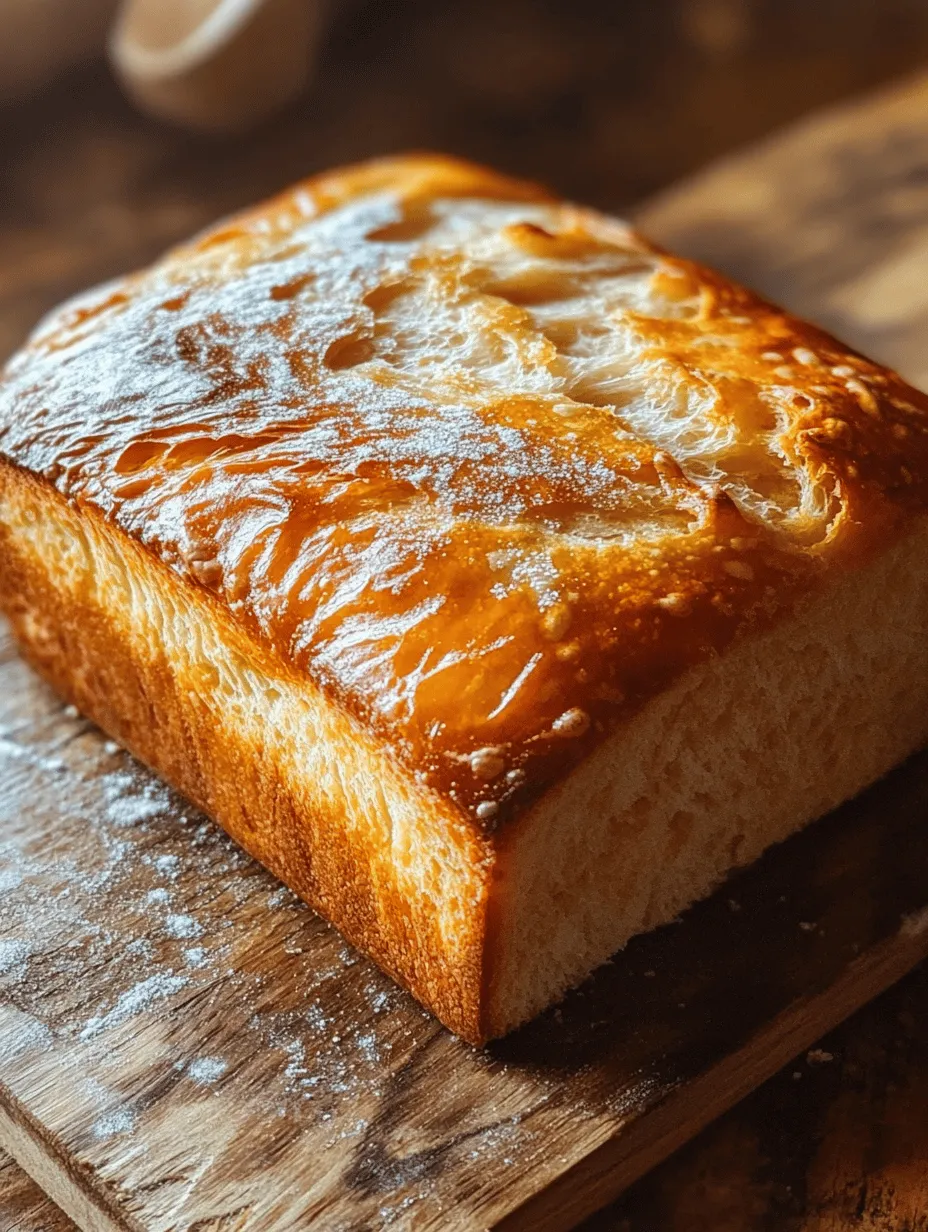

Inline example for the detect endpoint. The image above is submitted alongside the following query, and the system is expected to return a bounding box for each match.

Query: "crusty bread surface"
[2,154,928,1042]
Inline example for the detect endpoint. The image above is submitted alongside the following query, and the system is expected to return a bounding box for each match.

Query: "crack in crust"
[3,153,928,830]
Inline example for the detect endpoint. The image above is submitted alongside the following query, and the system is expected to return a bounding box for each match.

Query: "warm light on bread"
[2,154,928,1042]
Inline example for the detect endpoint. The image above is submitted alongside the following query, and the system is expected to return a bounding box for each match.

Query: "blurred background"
[4,0,928,360]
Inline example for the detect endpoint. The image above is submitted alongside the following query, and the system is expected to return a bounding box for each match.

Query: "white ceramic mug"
[109,0,330,131]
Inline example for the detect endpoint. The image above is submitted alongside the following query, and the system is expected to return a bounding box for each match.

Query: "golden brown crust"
[0,460,490,1040]
[2,154,928,837]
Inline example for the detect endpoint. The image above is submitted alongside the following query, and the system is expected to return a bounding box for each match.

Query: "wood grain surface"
[4,609,928,1232]
[597,965,928,1232]
[4,958,927,1232]
[0,1148,73,1232]
[4,54,928,1232]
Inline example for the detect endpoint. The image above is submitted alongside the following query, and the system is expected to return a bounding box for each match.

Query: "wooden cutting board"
[4,71,928,1232]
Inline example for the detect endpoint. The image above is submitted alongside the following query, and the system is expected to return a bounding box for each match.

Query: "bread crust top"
[3,153,928,831]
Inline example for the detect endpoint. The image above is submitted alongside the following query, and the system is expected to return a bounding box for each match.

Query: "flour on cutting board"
[0,728,394,1066]
[185,1057,228,1086]
[80,974,190,1041]
[0,660,550,1229]
[3,610,927,1230]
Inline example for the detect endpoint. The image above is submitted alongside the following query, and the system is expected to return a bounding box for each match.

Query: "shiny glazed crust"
[4,154,928,830]
[0,463,492,1037]
[3,154,928,1040]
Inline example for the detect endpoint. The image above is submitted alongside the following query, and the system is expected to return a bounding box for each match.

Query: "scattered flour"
[379,1196,417,1225]
[0,867,22,892]
[0,937,29,973]
[283,1039,306,1080]
[164,913,202,939]
[355,1033,380,1065]
[367,989,392,1014]
[0,1008,50,1061]
[0,667,535,1226]
[108,792,171,827]
[80,974,188,1040]
[186,1057,228,1086]
[103,773,171,827]
[93,1107,136,1139]
[305,1002,331,1033]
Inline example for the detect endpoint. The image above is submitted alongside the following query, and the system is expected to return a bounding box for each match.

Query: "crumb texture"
[490,524,928,1034]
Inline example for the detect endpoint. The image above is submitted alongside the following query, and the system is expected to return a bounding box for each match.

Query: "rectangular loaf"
[2,155,928,1044]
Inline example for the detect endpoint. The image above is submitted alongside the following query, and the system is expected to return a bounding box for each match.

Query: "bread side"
[0,461,491,1041]
[7,448,927,1043]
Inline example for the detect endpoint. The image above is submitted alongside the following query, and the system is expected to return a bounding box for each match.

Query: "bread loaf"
[3,155,928,1043]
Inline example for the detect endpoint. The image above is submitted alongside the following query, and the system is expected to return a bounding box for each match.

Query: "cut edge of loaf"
[484,520,928,1037]
[0,460,492,1042]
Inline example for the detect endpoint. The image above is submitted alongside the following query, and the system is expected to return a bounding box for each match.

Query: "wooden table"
[3,53,928,1232]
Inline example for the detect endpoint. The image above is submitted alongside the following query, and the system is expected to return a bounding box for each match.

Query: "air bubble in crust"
[323,333,375,371]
